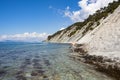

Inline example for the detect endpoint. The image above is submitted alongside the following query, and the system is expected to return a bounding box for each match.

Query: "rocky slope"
[78,3,120,58]
[46,1,120,44]
[46,19,99,43]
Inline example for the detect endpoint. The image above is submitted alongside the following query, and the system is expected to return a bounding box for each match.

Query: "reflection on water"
[0,42,114,80]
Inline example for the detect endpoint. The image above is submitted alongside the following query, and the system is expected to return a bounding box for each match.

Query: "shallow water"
[0,42,114,80]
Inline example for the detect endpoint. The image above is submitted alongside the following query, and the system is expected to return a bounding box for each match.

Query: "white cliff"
[47,1,120,60]
[85,5,120,60]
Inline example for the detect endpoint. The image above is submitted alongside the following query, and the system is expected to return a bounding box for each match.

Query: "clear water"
[0,42,114,80]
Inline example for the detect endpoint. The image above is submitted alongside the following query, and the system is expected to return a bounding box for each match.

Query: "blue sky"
[0,0,80,35]
[0,0,116,42]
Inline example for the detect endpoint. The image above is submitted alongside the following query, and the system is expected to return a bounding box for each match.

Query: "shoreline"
[46,42,120,79]
[69,44,120,80]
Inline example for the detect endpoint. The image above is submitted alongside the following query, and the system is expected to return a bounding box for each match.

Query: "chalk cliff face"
[46,17,101,43]
[80,5,120,64]
[87,5,120,52]
[47,1,120,44]
[46,19,101,43]
[46,23,90,43]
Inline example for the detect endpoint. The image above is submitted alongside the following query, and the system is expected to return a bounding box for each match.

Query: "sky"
[0,0,117,42]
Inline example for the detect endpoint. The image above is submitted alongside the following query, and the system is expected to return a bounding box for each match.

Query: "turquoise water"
[0,42,114,80]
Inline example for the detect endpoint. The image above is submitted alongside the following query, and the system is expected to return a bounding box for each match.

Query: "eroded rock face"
[74,47,86,53]
[96,63,120,80]
[87,5,120,52]
[70,52,120,80]
[73,44,88,54]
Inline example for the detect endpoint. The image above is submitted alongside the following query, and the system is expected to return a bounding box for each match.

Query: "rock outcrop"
[70,52,120,80]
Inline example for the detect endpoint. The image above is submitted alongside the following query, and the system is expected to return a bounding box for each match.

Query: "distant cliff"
[46,0,120,44]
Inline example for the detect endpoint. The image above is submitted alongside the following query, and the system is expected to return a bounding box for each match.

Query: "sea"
[0,42,114,80]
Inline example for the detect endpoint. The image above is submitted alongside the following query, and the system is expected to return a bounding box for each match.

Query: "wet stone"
[31,72,38,76]
[33,63,42,69]
[32,59,40,63]
[16,70,24,75]
[34,66,42,69]
[44,60,50,66]
[36,69,45,74]
[20,64,27,69]
[3,66,10,69]
[15,70,26,80]
[35,55,40,58]
[0,69,6,77]
[16,75,27,80]
[43,75,48,78]
[42,75,49,80]
[24,59,31,65]
[31,71,38,76]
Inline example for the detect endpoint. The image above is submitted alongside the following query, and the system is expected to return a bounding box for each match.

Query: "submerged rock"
[32,59,40,63]
[44,60,50,66]
[31,71,38,76]
[16,75,27,80]
[36,69,45,74]
[0,69,6,77]
[15,70,26,80]
[33,63,42,69]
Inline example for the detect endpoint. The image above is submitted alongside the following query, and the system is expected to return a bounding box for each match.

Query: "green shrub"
[82,22,94,35]
[68,30,77,37]
[97,22,100,26]
[47,35,52,40]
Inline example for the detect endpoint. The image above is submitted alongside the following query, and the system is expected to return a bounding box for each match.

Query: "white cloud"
[64,0,118,22]
[66,6,70,10]
[59,27,65,30]
[49,5,64,15]
[0,32,49,42]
